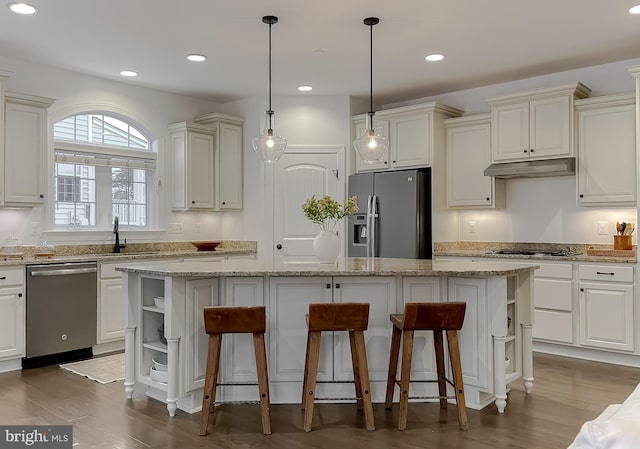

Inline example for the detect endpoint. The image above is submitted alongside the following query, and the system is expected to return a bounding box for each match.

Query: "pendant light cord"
[268,20,273,118]
[369,21,373,115]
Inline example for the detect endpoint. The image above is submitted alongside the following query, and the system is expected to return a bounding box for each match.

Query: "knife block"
[613,235,632,250]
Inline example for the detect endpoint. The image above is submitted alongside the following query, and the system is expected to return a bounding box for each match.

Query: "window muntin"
[53,113,154,229]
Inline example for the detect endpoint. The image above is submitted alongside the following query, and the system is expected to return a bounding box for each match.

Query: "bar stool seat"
[301,302,375,432]
[200,306,271,436]
[385,302,468,431]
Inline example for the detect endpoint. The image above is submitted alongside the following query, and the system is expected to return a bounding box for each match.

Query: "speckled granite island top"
[115,257,538,277]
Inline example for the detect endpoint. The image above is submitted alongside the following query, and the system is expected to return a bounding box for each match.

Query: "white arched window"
[53,113,156,228]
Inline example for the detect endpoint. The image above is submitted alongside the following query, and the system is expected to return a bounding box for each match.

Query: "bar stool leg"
[385,325,402,409]
[303,330,322,432]
[349,331,364,410]
[352,330,375,431]
[433,329,448,409]
[398,330,414,431]
[253,332,272,435]
[200,333,222,436]
[301,329,311,410]
[446,330,469,430]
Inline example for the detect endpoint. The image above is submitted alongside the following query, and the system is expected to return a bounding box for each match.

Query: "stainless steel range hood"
[483,157,576,179]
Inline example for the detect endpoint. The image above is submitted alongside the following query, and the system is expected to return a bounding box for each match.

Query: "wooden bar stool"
[200,306,271,436]
[385,302,468,431]
[301,302,375,432]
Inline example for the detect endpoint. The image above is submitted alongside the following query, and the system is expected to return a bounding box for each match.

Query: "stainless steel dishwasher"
[24,262,98,368]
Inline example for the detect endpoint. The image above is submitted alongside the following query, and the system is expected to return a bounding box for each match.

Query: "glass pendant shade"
[252,111,287,163]
[254,15,287,163]
[353,112,388,163]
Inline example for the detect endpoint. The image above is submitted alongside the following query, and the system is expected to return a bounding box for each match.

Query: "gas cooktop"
[486,248,576,257]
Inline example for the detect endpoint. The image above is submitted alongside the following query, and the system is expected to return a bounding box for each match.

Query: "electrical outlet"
[168,222,183,234]
[468,220,477,234]
[597,221,609,235]
[30,221,41,236]
[195,222,201,234]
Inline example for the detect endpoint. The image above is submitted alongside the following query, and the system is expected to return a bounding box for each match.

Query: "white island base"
[118,258,536,416]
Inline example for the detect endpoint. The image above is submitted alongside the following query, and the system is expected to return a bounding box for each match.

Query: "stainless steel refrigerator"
[347,168,431,259]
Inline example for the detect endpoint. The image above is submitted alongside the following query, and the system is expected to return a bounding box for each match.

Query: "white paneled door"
[273,146,343,263]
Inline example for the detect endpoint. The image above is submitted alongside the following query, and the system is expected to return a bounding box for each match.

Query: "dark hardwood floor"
[0,353,638,448]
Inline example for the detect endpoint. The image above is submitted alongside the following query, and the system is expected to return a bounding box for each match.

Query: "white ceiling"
[1,0,640,106]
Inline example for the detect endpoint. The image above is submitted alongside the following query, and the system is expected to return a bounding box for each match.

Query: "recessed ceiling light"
[120,70,138,77]
[630,4,640,13]
[298,86,313,92]
[425,53,445,62]
[187,54,207,62]
[8,2,37,14]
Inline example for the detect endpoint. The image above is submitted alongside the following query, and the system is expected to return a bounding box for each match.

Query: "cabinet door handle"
[222,201,226,205]
[18,293,22,297]
[579,194,584,198]
[486,197,490,201]
[0,276,5,280]
[530,149,534,153]
[384,161,388,164]
[191,200,195,204]
[39,194,44,198]
[335,283,340,289]
[523,149,528,153]
[596,271,615,276]
[326,283,331,289]
[580,288,584,292]
[276,244,282,250]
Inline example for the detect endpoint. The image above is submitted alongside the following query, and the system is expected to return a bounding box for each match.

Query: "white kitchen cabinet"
[532,262,574,344]
[445,114,505,208]
[333,276,396,382]
[353,102,462,173]
[169,122,216,210]
[3,92,55,206]
[579,264,634,352]
[487,83,590,162]
[268,277,333,383]
[575,93,636,205]
[0,267,25,362]
[219,277,264,388]
[194,113,245,210]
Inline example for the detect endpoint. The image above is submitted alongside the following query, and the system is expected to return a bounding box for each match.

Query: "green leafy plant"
[301,195,358,232]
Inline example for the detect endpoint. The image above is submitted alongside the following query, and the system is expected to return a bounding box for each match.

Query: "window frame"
[49,111,158,233]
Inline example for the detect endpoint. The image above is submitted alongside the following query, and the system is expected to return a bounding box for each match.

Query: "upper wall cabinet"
[169,122,216,210]
[353,102,462,173]
[169,113,244,212]
[487,83,591,163]
[194,113,244,210]
[445,114,505,209]
[2,90,55,207]
[575,93,636,206]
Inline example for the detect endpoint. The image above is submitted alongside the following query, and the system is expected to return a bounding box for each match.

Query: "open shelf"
[143,306,165,314]
[143,341,168,353]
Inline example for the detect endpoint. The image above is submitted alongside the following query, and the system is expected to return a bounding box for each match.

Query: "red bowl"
[191,241,221,252]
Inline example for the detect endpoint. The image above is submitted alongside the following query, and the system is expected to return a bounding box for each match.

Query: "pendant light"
[353,17,388,163]
[252,15,287,163]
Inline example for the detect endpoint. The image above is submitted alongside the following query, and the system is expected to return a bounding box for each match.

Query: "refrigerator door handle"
[366,195,373,258]
[370,195,378,257]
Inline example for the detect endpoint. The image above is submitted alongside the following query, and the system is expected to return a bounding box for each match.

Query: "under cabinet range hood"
[483,157,576,179]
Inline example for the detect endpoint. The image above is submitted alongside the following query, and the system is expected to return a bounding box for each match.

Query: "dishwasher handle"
[29,267,98,277]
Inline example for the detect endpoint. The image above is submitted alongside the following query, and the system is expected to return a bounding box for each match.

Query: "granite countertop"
[0,241,256,267]
[115,257,538,277]
[434,242,637,264]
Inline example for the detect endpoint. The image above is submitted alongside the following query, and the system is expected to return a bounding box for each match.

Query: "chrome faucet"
[113,215,126,253]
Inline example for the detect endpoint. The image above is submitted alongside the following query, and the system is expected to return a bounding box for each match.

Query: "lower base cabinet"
[0,267,25,361]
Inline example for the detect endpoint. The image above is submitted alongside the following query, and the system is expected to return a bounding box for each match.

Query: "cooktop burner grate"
[487,248,576,257]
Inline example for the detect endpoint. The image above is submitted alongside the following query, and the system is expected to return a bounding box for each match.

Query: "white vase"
[313,230,340,264]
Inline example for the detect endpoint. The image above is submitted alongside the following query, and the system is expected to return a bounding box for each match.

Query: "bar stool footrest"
[407,395,457,401]
[216,382,260,387]
[314,397,360,402]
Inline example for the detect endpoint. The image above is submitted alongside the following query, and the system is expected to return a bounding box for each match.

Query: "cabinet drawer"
[533,310,573,343]
[535,262,572,279]
[0,267,24,286]
[100,263,122,279]
[534,278,572,311]
[579,264,633,283]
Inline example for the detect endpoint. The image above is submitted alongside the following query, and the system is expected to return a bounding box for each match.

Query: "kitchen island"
[117,257,537,417]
